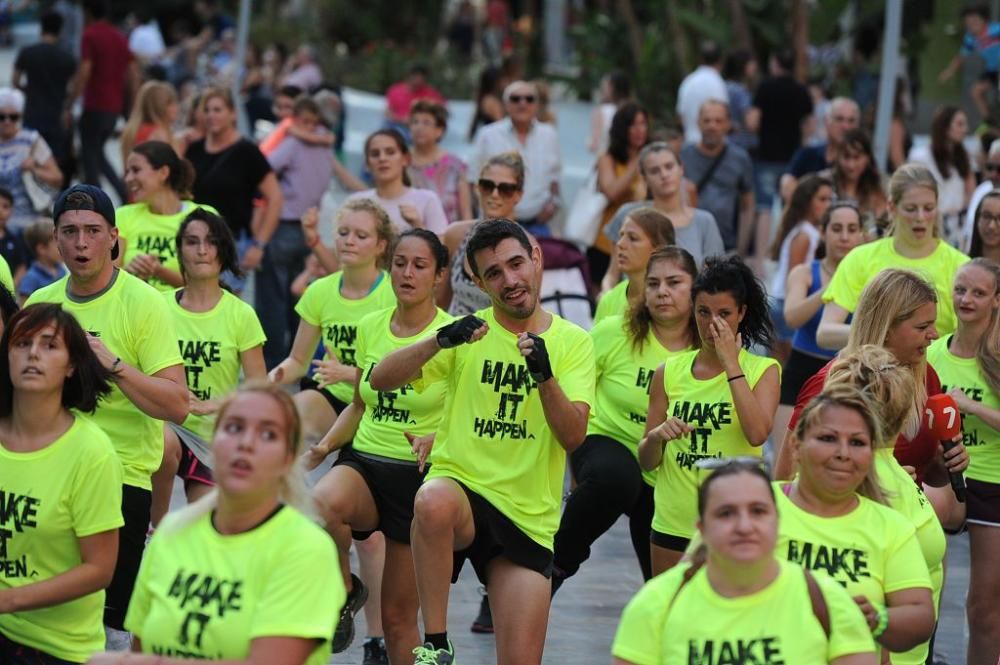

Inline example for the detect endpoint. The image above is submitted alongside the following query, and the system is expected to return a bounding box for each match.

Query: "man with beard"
[680,99,755,255]
[370,219,594,665]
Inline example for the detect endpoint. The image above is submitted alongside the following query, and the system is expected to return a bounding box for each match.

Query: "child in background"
[0,187,27,287]
[17,218,65,303]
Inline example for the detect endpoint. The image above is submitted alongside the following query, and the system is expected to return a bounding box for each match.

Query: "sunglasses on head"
[695,456,769,472]
[0,114,20,123]
[509,94,536,104]
[478,178,519,197]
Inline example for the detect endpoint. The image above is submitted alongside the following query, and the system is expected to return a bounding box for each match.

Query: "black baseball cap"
[52,184,119,260]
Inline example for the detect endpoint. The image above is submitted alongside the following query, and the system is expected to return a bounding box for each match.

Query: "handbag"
[563,166,608,246]
[22,133,57,213]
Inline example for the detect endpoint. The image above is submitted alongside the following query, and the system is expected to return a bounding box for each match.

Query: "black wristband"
[726,373,745,383]
[524,333,553,383]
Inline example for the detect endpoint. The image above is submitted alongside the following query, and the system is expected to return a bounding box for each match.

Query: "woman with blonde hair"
[819,163,969,349]
[120,81,180,167]
[88,383,345,665]
[927,258,1000,664]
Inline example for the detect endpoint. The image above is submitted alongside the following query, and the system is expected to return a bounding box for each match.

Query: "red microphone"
[925,394,966,502]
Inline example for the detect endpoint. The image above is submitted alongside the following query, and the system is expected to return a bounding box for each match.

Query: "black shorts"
[334,445,427,544]
[650,529,690,553]
[177,440,214,486]
[451,481,553,585]
[0,632,73,665]
[299,377,350,415]
[967,478,1000,527]
[780,348,831,405]
[979,70,999,86]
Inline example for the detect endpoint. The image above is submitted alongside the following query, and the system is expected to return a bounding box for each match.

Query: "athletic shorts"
[0,632,73,665]
[451,481,553,585]
[650,529,690,553]
[334,445,426,544]
[967,478,1000,527]
[177,439,214,486]
[299,376,350,415]
[780,348,831,405]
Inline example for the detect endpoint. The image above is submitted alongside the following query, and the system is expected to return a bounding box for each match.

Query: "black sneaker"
[470,589,493,634]
[333,573,368,653]
[363,637,389,665]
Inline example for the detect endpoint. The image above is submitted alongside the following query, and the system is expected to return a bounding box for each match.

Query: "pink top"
[345,188,449,234]
[385,82,446,122]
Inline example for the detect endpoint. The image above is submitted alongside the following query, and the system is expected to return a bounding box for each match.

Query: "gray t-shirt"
[604,203,725,268]
[679,143,753,252]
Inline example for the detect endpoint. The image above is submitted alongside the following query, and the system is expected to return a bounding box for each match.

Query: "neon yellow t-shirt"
[774,482,931,612]
[588,314,692,486]
[874,449,945,665]
[116,201,218,292]
[27,271,184,489]
[0,253,12,294]
[165,290,267,441]
[823,238,969,336]
[420,307,595,550]
[652,349,780,539]
[295,271,395,404]
[125,506,344,664]
[354,306,452,462]
[594,279,630,325]
[928,336,1000,484]
[0,417,123,663]
[611,559,876,665]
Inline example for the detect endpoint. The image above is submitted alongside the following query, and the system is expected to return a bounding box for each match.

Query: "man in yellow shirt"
[370,219,595,665]
[26,184,189,646]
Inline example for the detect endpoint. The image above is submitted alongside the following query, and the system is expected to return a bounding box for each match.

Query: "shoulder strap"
[695,145,728,194]
[803,568,831,638]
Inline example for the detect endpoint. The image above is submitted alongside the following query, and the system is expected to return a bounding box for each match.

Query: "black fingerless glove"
[436,314,485,349]
[524,332,553,383]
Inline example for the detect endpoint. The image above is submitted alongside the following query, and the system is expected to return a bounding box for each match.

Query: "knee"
[354,532,384,556]
[413,483,462,532]
[968,589,1000,634]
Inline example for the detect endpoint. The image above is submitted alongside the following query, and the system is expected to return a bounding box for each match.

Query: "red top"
[81,20,132,114]
[385,81,446,122]
[788,360,943,483]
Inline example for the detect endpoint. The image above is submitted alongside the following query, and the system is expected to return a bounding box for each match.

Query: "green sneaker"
[412,640,456,664]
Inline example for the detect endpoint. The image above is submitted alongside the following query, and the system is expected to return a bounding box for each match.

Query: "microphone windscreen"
[925,393,962,440]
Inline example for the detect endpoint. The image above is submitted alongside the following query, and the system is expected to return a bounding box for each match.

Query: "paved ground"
[0,24,976,665]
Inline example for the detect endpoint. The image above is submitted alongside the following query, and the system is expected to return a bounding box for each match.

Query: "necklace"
[820,258,836,278]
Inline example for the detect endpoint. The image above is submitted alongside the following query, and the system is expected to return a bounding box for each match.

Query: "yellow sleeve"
[294,277,326,326]
[822,246,867,312]
[235,300,267,352]
[134,292,184,376]
[123,527,162,638]
[554,324,596,407]
[611,573,678,665]
[816,573,878,659]
[0,254,12,294]
[883,516,933,593]
[414,344,456,391]
[249,522,346,644]
[69,431,124,537]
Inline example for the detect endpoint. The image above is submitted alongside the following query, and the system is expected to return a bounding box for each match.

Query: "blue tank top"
[791,261,840,359]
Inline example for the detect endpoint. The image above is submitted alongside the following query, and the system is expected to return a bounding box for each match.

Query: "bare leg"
[357,533,386,638]
[150,426,181,527]
[488,557,550,665]
[184,480,213,504]
[968,523,1000,665]
[410,478,476,634]
[650,543,684,577]
[382,538,421,664]
[293,391,339,445]
[313,465,379,591]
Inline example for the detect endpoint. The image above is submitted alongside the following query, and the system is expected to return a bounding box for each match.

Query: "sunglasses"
[478,178,519,197]
[509,94,536,104]
[695,456,769,472]
[0,114,20,123]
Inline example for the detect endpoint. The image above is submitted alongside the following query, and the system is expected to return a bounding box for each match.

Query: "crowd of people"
[1,1,1000,665]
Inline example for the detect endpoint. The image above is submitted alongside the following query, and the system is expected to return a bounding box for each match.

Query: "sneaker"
[469,589,493,633]
[363,636,389,665]
[412,640,456,664]
[332,573,368,653]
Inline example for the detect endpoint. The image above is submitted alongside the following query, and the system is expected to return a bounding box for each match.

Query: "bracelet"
[249,237,264,249]
[872,604,889,639]
[726,374,746,383]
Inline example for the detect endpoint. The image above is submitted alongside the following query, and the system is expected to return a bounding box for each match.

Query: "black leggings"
[553,434,654,582]
[104,485,152,630]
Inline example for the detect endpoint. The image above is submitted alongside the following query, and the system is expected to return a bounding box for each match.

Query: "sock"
[425,632,449,651]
